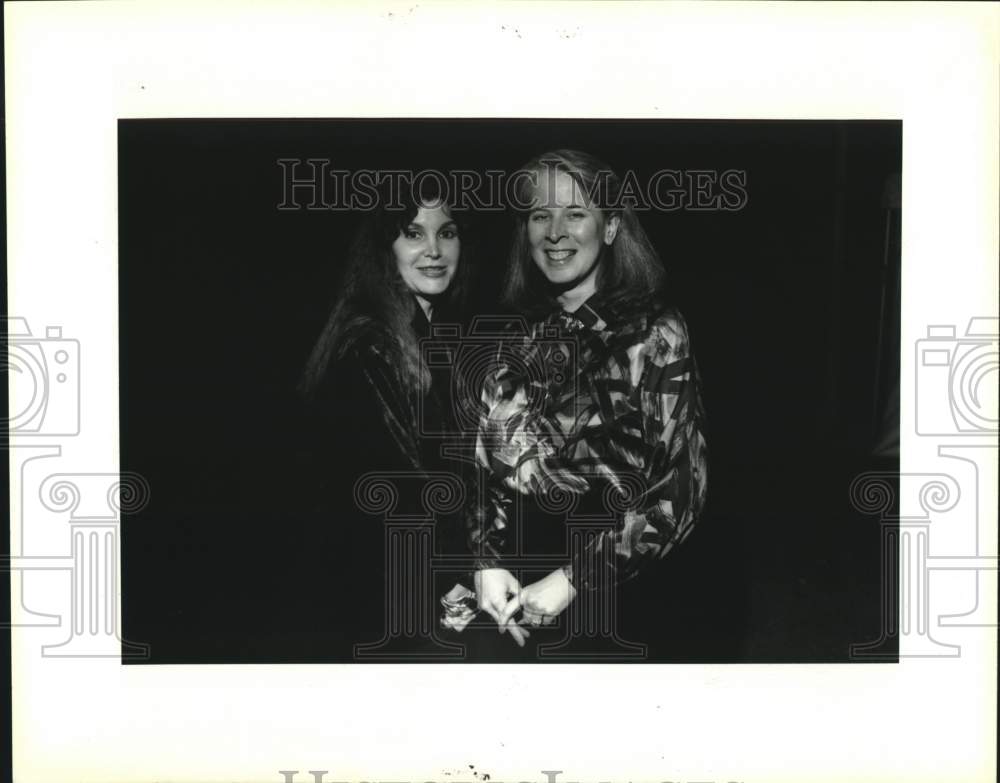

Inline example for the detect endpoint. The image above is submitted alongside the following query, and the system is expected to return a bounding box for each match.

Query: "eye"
[568,210,587,220]
[403,228,422,240]
[438,227,459,240]
[530,211,549,223]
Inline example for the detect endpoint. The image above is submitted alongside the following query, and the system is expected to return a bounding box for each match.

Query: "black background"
[120,119,900,663]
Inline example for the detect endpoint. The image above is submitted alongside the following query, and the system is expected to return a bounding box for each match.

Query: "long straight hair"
[300,177,473,401]
[502,149,667,319]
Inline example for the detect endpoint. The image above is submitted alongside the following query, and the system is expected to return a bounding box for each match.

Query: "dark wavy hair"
[299,176,474,400]
[502,149,667,318]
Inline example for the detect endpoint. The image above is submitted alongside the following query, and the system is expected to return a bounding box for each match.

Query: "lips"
[545,249,576,263]
[416,265,448,278]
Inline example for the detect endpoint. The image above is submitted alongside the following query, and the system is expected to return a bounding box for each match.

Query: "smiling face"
[526,169,620,304]
[391,202,460,313]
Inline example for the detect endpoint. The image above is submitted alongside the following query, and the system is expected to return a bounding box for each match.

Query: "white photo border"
[6,2,998,782]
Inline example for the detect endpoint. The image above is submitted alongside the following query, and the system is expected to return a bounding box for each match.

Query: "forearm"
[569,385,709,591]
[465,470,509,570]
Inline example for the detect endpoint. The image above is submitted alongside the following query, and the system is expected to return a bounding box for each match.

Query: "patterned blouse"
[467,293,709,591]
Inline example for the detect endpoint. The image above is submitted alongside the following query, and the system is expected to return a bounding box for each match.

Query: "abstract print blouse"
[468,294,709,591]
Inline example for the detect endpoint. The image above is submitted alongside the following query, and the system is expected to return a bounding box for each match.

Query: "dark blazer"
[292,307,469,658]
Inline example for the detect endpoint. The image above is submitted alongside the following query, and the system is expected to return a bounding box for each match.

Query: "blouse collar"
[549,289,666,339]
[551,291,610,334]
[411,299,432,338]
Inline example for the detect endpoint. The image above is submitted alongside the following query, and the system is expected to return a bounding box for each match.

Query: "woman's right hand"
[474,568,530,647]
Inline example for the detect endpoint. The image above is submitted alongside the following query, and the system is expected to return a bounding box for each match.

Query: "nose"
[424,236,441,259]
[546,214,565,242]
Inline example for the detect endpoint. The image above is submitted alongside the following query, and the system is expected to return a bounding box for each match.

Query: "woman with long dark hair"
[299,178,474,657]
[466,149,709,653]
[301,180,472,466]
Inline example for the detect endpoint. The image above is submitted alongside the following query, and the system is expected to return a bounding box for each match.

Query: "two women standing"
[302,150,708,660]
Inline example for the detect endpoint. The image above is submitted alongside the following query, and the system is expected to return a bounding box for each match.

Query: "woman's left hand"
[498,568,577,629]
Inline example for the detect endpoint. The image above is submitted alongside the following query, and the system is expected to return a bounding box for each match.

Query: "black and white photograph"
[120,119,902,664]
[6,3,996,783]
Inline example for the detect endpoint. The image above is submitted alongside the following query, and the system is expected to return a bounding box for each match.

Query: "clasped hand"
[474,567,577,647]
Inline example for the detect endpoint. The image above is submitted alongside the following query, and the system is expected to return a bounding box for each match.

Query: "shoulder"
[648,305,690,343]
[311,320,400,401]
[642,304,693,363]
[337,318,399,367]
